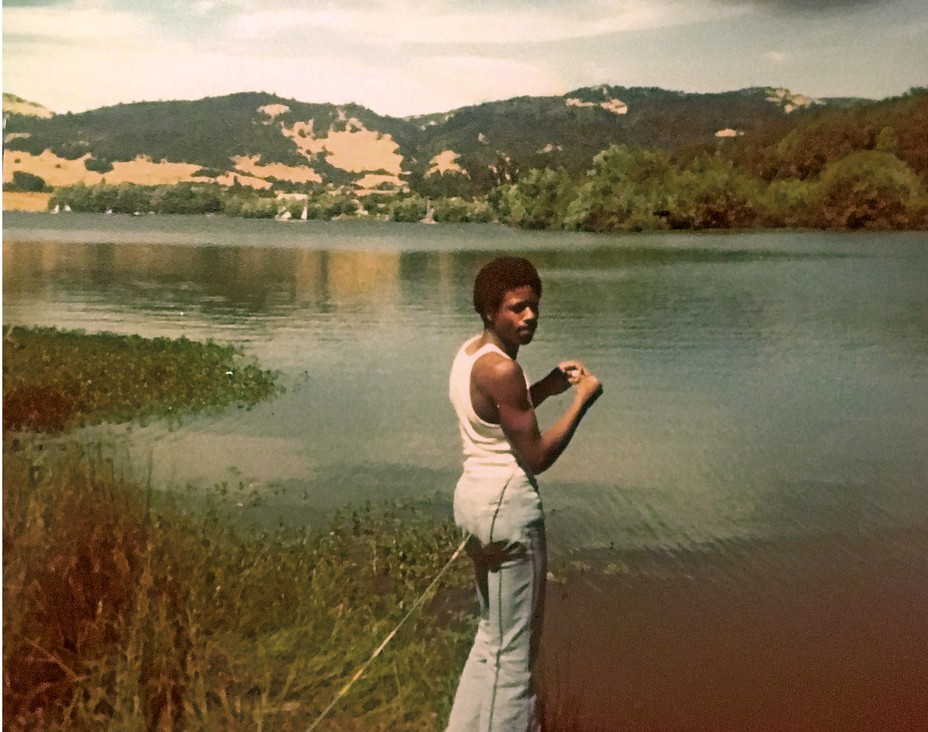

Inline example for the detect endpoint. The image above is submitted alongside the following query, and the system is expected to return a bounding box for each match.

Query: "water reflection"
[3,220,928,558]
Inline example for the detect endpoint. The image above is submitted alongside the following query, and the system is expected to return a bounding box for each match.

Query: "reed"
[3,441,474,730]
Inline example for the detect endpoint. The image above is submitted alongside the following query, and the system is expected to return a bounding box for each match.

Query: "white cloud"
[224,0,745,47]
[3,0,924,115]
[3,4,152,42]
[406,55,566,110]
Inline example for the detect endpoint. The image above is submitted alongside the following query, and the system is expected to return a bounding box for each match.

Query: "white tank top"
[449,335,533,474]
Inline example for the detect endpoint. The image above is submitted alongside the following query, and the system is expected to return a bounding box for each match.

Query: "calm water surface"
[7,212,928,727]
[4,213,928,562]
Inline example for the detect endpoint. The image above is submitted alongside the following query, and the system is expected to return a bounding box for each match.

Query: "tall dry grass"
[3,441,474,730]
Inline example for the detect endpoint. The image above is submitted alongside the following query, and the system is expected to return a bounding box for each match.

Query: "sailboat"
[420,199,436,225]
[300,204,308,221]
[52,204,60,214]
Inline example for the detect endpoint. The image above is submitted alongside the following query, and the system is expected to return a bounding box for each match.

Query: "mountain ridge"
[2,85,920,200]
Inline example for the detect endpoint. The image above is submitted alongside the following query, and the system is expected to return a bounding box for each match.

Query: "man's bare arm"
[529,360,586,407]
[483,359,601,475]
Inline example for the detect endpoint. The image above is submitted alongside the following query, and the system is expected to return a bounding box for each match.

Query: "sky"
[3,0,927,118]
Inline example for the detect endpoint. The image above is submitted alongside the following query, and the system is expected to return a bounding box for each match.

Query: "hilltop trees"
[15,86,927,231]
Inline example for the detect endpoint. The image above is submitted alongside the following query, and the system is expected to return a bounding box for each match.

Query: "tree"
[564,145,675,232]
[814,150,927,230]
[5,171,48,192]
[665,154,762,230]
[493,168,576,229]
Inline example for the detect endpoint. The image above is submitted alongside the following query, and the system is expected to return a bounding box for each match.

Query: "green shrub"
[2,327,279,432]
[84,156,115,174]
[5,171,48,193]
[814,150,928,229]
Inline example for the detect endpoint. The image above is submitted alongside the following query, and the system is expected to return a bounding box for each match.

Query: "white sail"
[420,201,436,224]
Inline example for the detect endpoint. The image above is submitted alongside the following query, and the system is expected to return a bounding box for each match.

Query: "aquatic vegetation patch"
[3,442,474,730]
[2,326,279,432]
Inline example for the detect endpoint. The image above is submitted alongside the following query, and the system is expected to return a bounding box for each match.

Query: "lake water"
[5,213,926,553]
[4,213,928,727]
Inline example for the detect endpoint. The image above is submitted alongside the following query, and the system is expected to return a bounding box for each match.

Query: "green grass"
[2,326,478,730]
[2,326,280,432]
[3,442,474,730]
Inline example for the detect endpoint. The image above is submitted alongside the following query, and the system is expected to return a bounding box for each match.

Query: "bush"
[494,168,576,229]
[5,171,48,193]
[665,155,762,230]
[564,145,675,232]
[84,156,115,174]
[814,150,928,229]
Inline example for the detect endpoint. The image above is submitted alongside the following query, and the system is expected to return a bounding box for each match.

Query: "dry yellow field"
[2,150,208,189]
[232,155,322,185]
[427,149,466,176]
[3,192,52,212]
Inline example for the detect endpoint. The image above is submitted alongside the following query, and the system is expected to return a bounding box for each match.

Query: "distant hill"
[2,93,54,119]
[4,85,923,198]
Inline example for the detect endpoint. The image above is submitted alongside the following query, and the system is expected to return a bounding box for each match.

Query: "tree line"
[39,143,926,231]
[42,182,493,224]
[494,145,927,231]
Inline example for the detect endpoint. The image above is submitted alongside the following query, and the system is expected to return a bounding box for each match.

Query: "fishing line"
[306,531,472,732]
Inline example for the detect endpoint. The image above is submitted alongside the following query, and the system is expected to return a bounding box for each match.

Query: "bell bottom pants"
[446,505,547,732]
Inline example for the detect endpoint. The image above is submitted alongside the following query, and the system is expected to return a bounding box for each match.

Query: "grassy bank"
[3,442,473,730]
[2,326,475,729]
[3,326,279,432]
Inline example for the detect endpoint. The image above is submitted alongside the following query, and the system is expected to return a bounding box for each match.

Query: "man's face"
[488,285,540,346]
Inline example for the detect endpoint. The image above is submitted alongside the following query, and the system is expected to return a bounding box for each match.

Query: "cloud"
[4,0,925,114]
[728,0,886,13]
[222,0,743,46]
[3,0,74,7]
[4,3,152,42]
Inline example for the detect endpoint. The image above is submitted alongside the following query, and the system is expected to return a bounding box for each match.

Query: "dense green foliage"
[4,171,49,192]
[49,183,494,223]
[3,442,474,730]
[2,327,279,432]
[729,87,928,182]
[494,144,928,232]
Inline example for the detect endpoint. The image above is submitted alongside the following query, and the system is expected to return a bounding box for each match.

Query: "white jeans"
[447,467,547,732]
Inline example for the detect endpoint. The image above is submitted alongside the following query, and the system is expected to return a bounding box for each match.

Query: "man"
[446,256,602,732]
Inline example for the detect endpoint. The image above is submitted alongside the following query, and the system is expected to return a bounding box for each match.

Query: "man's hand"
[559,360,602,407]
